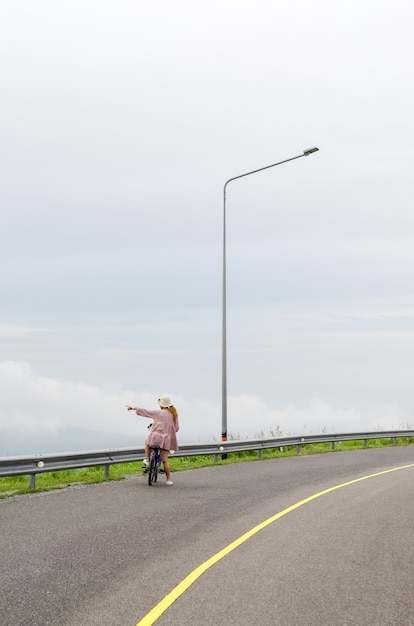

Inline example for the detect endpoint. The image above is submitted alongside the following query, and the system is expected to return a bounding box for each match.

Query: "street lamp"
[221,147,319,446]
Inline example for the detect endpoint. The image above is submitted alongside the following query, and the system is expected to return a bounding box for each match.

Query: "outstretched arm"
[125,405,159,418]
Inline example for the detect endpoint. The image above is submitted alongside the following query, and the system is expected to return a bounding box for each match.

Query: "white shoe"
[166,480,173,486]
[142,459,149,466]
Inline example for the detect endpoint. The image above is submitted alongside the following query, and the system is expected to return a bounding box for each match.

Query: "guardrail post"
[104,465,110,478]
[331,442,335,450]
[257,450,262,458]
[393,437,397,445]
[29,474,36,490]
[296,444,301,454]
[363,439,367,448]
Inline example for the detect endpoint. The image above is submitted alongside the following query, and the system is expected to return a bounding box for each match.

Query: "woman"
[126,395,179,485]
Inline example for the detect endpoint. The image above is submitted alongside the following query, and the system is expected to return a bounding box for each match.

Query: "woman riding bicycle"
[126,395,179,485]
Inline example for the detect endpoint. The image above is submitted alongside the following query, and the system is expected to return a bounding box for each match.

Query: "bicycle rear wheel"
[148,449,158,485]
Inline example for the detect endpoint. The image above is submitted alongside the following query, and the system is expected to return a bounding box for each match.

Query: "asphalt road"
[1,446,413,626]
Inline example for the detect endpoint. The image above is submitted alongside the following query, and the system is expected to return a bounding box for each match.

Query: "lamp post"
[221,147,319,447]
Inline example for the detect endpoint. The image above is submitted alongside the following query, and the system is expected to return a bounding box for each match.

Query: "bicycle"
[143,423,165,485]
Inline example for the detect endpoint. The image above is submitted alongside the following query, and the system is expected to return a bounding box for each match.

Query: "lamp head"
[303,147,319,156]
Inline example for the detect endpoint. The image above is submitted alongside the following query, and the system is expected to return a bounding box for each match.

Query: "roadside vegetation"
[1,434,413,499]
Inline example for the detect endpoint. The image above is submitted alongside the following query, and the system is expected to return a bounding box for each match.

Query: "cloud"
[0,360,136,435]
[226,395,412,439]
[0,325,44,338]
[0,361,411,456]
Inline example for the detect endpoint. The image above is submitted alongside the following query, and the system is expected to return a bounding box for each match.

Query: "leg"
[145,443,150,463]
[160,449,171,481]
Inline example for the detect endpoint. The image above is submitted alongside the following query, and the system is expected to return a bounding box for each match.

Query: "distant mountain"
[0,428,141,457]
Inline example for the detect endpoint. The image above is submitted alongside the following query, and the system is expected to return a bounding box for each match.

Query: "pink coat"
[135,407,179,451]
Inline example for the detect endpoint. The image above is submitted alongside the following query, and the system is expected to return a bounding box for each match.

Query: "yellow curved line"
[136,463,414,626]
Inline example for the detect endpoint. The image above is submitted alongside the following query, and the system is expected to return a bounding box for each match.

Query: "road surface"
[1,446,413,625]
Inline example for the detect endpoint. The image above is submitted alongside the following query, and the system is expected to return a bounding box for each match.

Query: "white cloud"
[226,395,412,439]
[0,361,411,456]
[0,325,44,338]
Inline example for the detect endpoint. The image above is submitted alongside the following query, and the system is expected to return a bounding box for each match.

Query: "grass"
[1,436,413,499]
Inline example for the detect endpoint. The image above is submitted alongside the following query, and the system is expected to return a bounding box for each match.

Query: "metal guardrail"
[1,430,413,489]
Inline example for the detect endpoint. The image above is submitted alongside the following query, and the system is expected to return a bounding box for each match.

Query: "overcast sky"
[1,0,414,456]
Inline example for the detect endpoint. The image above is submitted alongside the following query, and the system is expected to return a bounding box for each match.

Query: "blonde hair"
[167,405,178,424]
